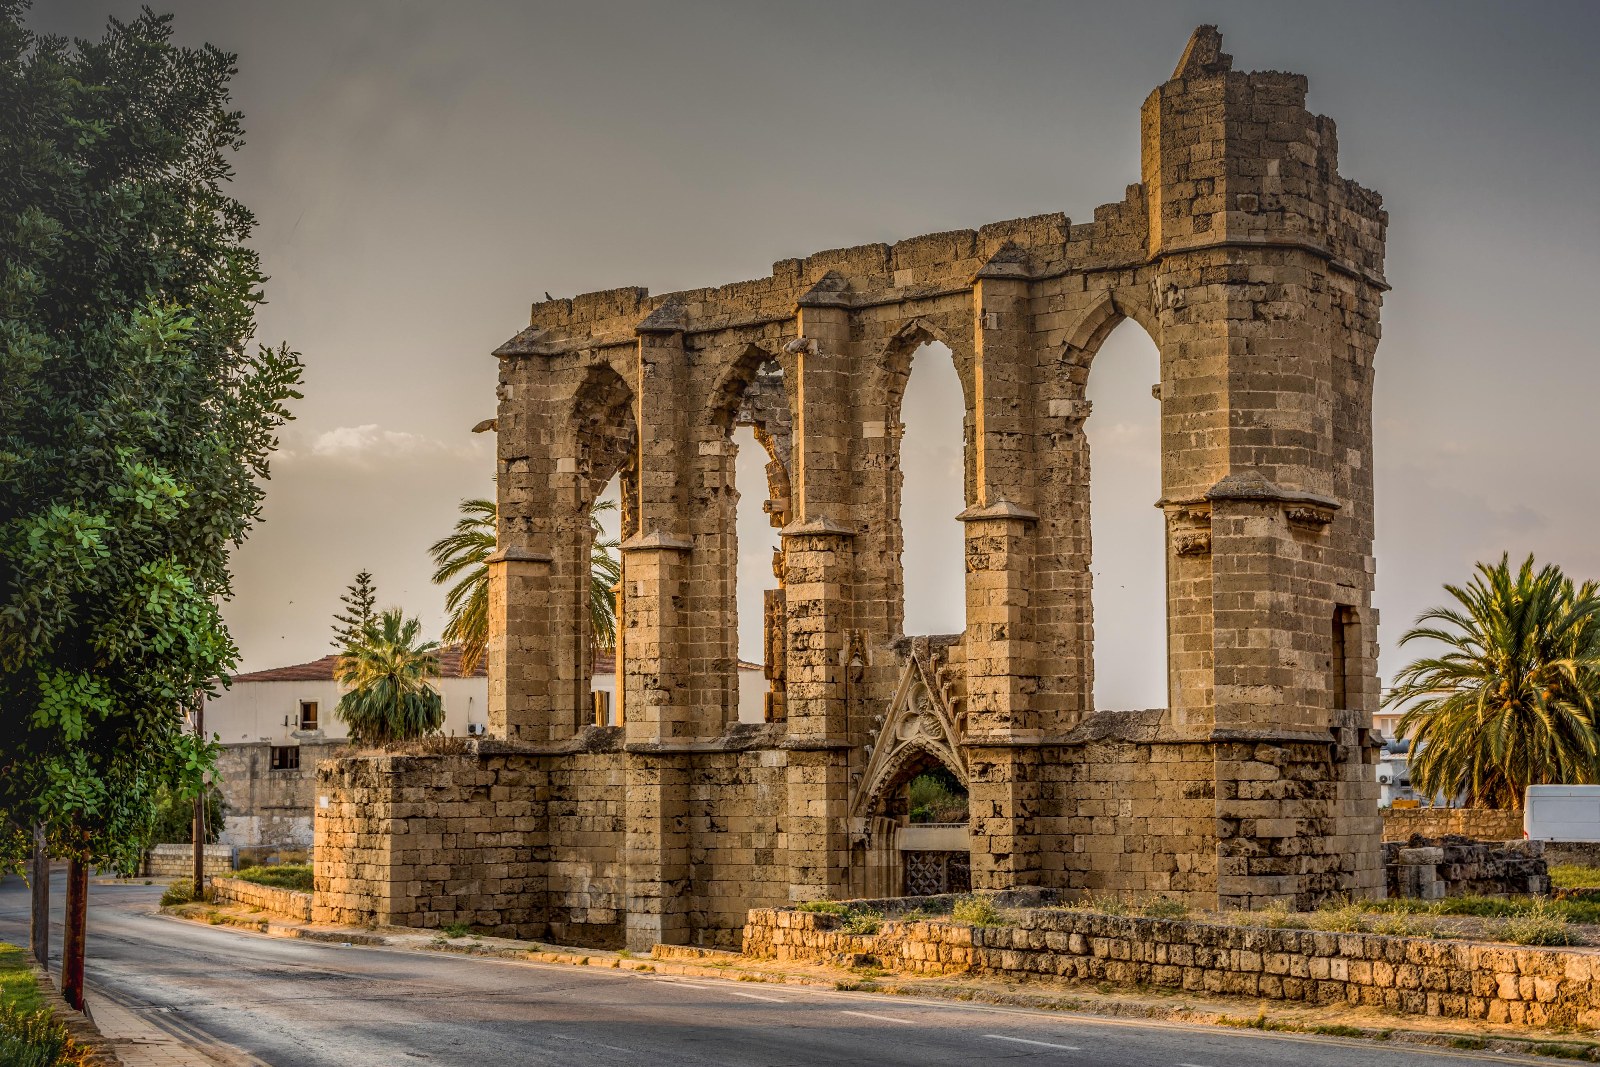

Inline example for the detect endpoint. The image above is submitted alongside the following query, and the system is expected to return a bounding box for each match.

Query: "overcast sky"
[33,1,1600,710]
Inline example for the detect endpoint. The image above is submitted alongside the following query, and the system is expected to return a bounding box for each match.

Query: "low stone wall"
[1385,837,1548,899]
[143,843,233,878]
[1383,808,1523,843]
[1545,841,1600,869]
[743,901,1600,1028]
[210,875,312,922]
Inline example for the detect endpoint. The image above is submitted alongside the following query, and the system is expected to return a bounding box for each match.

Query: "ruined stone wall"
[744,904,1600,1029]
[317,26,1389,946]
[1385,838,1548,900]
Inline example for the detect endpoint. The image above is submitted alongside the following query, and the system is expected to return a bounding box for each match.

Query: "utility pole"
[61,851,86,1011]
[29,823,48,970]
[191,695,205,898]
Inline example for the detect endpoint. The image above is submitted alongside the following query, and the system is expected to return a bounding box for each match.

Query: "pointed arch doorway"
[849,644,972,896]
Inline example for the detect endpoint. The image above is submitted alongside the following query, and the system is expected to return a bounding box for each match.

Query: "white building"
[206,648,764,848]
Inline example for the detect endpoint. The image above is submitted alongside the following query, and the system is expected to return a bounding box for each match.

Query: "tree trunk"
[192,699,206,898]
[29,823,49,970]
[62,857,87,1011]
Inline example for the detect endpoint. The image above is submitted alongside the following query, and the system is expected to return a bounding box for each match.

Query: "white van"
[1524,785,1600,841]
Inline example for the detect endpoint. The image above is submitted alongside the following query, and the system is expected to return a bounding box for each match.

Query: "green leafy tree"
[429,498,621,676]
[1389,554,1600,809]
[146,781,224,845]
[330,569,378,650]
[0,4,302,874]
[334,610,444,745]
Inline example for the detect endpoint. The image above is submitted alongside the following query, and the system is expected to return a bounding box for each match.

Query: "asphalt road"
[0,872,1553,1066]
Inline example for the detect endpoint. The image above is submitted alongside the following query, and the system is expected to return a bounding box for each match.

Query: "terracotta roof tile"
[229,646,487,683]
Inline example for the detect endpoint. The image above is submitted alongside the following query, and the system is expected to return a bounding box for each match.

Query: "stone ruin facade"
[314,27,1390,950]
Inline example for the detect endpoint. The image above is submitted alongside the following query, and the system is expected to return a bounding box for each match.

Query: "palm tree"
[430,498,495,676]
[429,497,622,676]
[333,609,444,745]
[588,499,622,650]
[1387,554,1600,808]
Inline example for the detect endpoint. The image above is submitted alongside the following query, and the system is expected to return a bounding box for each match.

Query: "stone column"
[622,309,695,945]
[781,294,855,902]
[487,334,562,742]
[486,547,554,741]
[962,263,1041,888]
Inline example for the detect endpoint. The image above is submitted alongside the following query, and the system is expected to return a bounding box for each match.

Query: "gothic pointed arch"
[849,643,967,826]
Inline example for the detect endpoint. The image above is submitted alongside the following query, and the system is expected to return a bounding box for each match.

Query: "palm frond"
[1387,553,1600,807]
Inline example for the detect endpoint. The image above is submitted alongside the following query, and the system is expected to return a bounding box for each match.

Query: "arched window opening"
[899,342,966,637]
[589,473,622,726]
[1085,321,1166,711]
[732,424,781,723]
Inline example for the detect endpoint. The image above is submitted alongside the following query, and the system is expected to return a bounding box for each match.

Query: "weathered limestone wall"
[744,905,1600,1029]
[143,843,233,878]
[216,739,348,848]
[1383,808,1525,843]
[210,875,313,922]
[313,747,546,937]
[313,735,795,947]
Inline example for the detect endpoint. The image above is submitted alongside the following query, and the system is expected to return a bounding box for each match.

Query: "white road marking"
[1176,1063,1215,1066]
[660,980,786,1002]
[548,1033,635,1054]
[723,989,787,1002]
[840,1009,918,1025]
[983,1033,1084,1051]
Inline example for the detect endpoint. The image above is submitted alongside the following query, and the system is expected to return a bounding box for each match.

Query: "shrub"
[0,1002,72,1067]
[1075,893,1130,917]
[160,878,197,906]
[796,900,848,916]
[1504,901,1578,946]
[841,909,883,936]
[1140,897,1189,920]
[951,895,1006,926]
[1308,901,1368,933]
[441,922,472,938]
[234,865,313,892]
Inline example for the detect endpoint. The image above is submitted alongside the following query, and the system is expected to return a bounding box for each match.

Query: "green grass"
[1550,864,1600,889]
[0,942,77,1066]
[233,865,313,892]
[0,944,43,1016]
